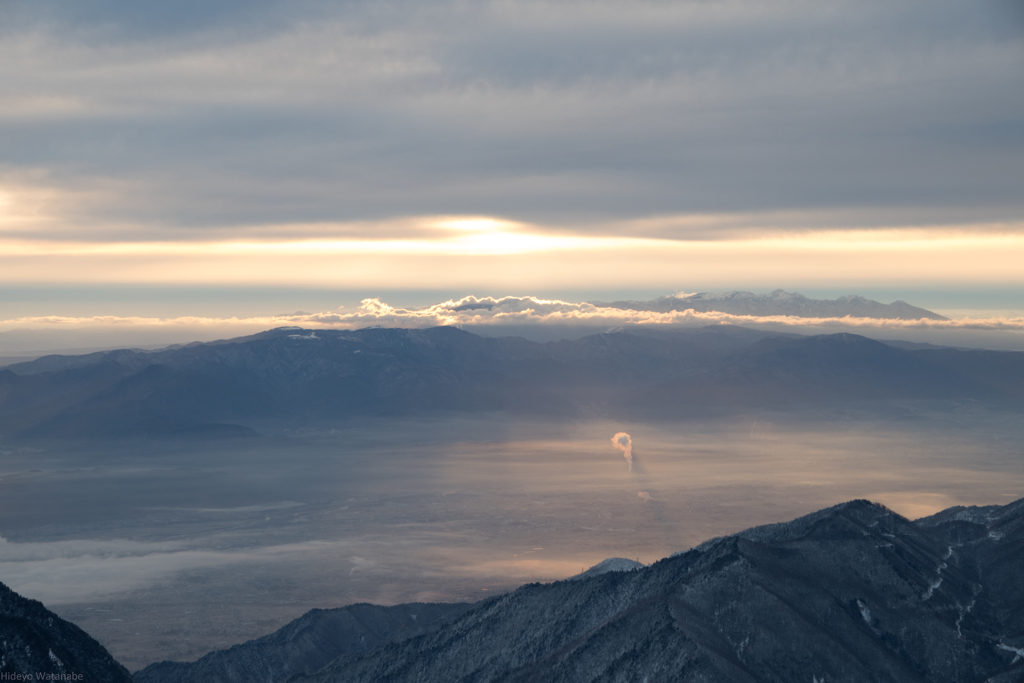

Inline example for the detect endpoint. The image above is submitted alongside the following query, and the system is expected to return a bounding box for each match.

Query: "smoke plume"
[611,432,633,472]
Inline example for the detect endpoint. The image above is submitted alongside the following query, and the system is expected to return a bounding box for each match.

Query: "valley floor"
[1,411,1022,670]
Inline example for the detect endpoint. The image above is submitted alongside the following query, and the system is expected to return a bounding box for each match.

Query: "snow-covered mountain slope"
[596,289,948,320]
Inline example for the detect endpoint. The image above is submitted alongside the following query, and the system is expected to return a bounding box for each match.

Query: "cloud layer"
[5,295,1024,333]
[3,227,1024,292]
[0,533,354,604]
[1,0,1022,246]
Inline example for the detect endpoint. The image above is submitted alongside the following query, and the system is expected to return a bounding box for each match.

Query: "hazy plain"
[1,411,1022,670]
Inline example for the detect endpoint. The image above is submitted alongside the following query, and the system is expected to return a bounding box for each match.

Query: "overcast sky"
[1,0,1022,327]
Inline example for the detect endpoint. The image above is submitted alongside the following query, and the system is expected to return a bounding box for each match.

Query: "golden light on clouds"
[0,185,52,231]
[3,216,1024,289]
[2,173,1023,289]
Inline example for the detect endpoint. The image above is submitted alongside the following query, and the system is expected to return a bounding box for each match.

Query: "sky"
[1,0,1023,346]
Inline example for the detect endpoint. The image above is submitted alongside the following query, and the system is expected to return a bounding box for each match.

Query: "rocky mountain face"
[133,561,641,683]
[123,496,1024,683]
[0,581,133,682]
[281,497,1024,683]
[595,290,949,320]
[2,326,1023,438]
[133,602,471,683]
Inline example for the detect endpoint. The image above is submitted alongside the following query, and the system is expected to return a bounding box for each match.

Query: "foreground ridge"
[0,582,132,682]
[130,496,1024,683]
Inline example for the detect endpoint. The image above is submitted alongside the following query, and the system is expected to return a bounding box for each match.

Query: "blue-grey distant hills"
[2,325,1023,438]
[129,495,1024,683]
[594,289,949,320]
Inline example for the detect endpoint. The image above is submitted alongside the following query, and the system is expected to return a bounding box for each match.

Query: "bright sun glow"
[1,214,1024,287]
[433,217,515,233]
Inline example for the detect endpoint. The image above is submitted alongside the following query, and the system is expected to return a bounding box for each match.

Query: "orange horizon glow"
[2,217,1024,288]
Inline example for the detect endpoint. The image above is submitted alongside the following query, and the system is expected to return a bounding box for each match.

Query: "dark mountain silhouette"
[2,326,1022,438]
[595,289,949,320]
[626,332,1011,415]
[0,581,132,682]
[129,496,1024,683]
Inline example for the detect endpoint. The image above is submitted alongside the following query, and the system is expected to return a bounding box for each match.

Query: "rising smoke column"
[611,432,633,472]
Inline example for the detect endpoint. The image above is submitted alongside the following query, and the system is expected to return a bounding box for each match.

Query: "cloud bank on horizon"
[5,294,1024,333]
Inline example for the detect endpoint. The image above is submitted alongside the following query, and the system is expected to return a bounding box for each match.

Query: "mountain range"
[1,325,1022,438]
[594,290,949,320]
[285,495,1024,683]
[6,495,1024,682]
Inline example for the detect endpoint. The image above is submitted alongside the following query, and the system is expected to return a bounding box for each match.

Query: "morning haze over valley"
[1,1,1023,682]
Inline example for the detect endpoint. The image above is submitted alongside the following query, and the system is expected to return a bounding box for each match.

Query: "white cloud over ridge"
[5,296,1024,333]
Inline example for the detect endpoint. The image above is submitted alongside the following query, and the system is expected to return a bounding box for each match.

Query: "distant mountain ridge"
[2,325,1023,438]
[594,289,949,320]
[126,495,1024,683]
